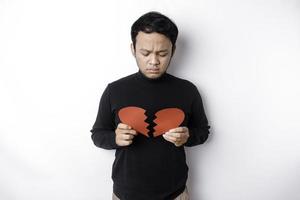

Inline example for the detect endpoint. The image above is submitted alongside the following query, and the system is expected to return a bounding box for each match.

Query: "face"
[131,31,175,79]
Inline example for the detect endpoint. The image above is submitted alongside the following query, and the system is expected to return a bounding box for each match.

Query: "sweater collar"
[136,69,168,84]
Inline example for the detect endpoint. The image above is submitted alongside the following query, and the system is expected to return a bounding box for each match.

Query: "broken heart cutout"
[118,106,185,137]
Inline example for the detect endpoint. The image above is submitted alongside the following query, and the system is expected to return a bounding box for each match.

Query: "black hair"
[131,11,178,54]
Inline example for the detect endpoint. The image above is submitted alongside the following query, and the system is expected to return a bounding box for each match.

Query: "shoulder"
[168,73,198,91]
[107,72,137,89]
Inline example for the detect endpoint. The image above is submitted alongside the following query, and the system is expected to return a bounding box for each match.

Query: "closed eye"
[159,53,168,57]
[141,53,150,56]
[140,50,150,56]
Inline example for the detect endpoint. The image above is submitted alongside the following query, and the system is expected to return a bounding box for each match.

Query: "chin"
[146,73,162,79]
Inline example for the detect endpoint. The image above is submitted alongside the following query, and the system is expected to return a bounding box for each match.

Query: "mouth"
[147,69,160,73]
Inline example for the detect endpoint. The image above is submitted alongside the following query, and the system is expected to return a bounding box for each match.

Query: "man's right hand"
[115,123,137,146]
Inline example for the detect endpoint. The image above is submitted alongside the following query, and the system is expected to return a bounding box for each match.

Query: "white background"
[1,0,300,199]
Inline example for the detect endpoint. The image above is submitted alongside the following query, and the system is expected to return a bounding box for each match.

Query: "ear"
[130,43,136,57]
[171,45,176,57]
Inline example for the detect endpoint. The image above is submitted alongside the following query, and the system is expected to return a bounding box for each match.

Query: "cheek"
[136,55,148,63]
[161,56,172,65]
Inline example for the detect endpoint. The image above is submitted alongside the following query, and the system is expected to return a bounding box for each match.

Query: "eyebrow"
[139,48,169,53]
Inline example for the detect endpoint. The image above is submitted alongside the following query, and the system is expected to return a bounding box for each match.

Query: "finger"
[165,131,181,138]
[162,134,175,144]
[122,129,137,135]
[163,134,182,146]
[163,134,179,143]
[121,134,134,141]
[119,140,133,146]
[174,142,182,147]
[128,129,137,135]
[118,123,132,130]
[169,127,187,133]
[119,129,137,136]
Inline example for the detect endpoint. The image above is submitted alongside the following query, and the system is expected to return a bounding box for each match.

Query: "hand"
[115,123,137,146]
[162,126,190,147]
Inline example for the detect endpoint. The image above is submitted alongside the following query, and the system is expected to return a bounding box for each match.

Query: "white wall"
[1,0,300,199]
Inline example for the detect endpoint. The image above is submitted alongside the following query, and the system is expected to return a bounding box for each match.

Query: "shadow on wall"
[172,33,214,200]
[168,34,191,74]
[168,31,207,75]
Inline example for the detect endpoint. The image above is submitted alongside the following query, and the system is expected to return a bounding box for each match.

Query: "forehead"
[135,32,172,50]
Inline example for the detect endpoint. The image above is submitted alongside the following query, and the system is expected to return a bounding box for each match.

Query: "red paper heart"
[153,108,185,137]
[118,106,149,137]
[118,106,185,137]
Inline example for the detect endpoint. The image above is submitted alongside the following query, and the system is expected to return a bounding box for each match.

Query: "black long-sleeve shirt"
[90,70,210,200]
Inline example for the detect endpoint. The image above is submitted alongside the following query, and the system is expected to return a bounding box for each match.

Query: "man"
[90,11,210,200]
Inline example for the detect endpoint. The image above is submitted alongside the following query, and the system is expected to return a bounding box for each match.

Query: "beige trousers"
[112,186,189,200]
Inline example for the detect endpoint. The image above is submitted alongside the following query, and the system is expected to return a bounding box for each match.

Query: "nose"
[149,54,160,66]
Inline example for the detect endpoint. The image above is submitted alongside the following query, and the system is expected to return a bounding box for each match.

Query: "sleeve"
[184,85,211,147]
[90,84,121,150]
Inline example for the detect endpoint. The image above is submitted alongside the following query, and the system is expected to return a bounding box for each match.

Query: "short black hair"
[131,11,178,54]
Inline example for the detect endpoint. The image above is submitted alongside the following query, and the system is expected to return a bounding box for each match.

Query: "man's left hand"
[162,127,189,147]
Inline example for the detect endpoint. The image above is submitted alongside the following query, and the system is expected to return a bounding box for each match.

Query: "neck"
[136,69,168,83]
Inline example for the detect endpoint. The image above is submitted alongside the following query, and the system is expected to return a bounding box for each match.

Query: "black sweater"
[90,70,210,200]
